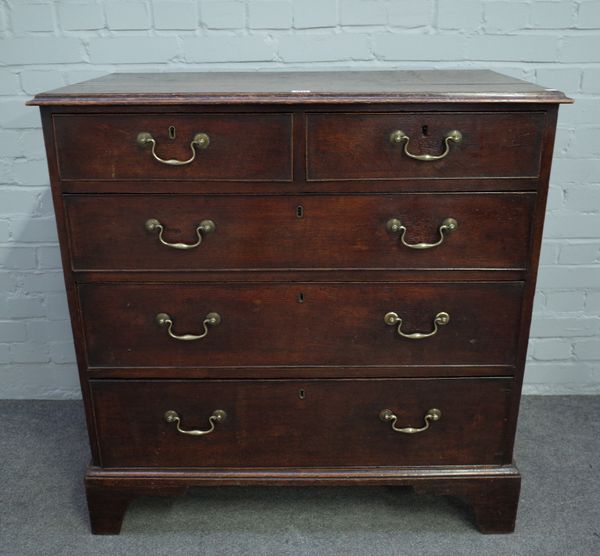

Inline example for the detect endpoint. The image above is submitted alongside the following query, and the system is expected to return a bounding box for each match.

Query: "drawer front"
[66,193,535,271]
[306,112,545,180]
[80,282,523,369]
[91,378,512,467]
[53,113,292,181]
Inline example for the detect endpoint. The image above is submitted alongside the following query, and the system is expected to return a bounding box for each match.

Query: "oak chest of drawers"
[29,70,571,534]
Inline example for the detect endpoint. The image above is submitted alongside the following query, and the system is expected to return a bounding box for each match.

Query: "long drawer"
[306,111,545,180]
[53,113,293,181]
[65,193,535,271]
[79,282,523,369]
[91,378,513,467]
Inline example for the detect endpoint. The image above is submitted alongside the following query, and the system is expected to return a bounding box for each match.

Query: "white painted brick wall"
[0,0,599,398]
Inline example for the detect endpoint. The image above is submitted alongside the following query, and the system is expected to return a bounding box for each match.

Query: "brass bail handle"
[379,408,442,434]
[137,131,210,166]
[164,409,227,436]
[156,312,221,341]
[386,217,458,249]
[384,311,450,340]
[390,129,462,161]
[145,218,215,250]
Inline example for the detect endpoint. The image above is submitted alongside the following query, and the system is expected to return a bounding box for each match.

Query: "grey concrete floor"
[0,396,599,555]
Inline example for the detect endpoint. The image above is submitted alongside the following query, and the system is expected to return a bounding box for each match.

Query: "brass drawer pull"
[384,311,449,340]
[390,129,462,161]
[386,217,457,249]
[164,409,227,436]
[137,131,210,166]
[156,311,221,341]
[379,408,442,434]
[145,218,215,250]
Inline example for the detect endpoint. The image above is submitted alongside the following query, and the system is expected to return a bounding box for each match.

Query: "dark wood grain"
[65,193,535,271]
[79,281,523,369]
[53,113,292,181]
[28,70,572,105]
[90,378,513,468]
[307,111,544,180]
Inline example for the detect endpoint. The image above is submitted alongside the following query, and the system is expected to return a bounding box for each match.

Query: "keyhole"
[168,126,176,140]
[296,205,304,218]
[299,389,306,399]
[422,125,429,136]
[298,292,305,303]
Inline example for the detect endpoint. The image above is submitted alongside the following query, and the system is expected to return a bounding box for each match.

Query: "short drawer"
[91,378,513,467]
[79,282,523,369]
[65,192,535,271]
[53,113,292,181]
[306,111,545,180]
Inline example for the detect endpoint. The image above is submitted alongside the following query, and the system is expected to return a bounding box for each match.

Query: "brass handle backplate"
[164,409,227,436]
[137,131,210,166]
[379,408,442,434]
[145,218,215,250]
[390,129,462,161]
[156,311,221,341]
[386,217,457,249]
[384,311,449,340]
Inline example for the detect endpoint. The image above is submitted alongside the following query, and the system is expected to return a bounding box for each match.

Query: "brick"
[200,1,245,29]
[537,266,600,288]
[388,0,433,28]
[531,1,575,29]
[106,1,150,30]
[568,127,600,158]
[0,322,27,342]
[574,339,600,360]
[532,339,572,360]
[532,290,546,314]
[59,2,105,30]
[280,34,372,62]
[37,246,62,269]
[565,186,600,213]
[0,70,20,95]
[586,292,600,313]
[524,363,598,385]
[0,220,9,242]
[577,1,600,28]
[249,1,292,29]
[551,159,600,185]
[0,38,84,64]
[536,68,581,95]
[545,185,564,210]
[340,0,386,26]
[293,0,336,28]
[375,34,465,61]
[560,37,600,62]
[0,100,42,129]
[19,70,64,96]
[9,217,57,243]
[484,2,529,32]
[558,242,600,264]
[0,272,17,292]
[539,242,559,265]
[63,70,108,86]
[184,37,274,63]
[50,341,76,364]
[22,272,65,293]
[153,1,198,30]
[27,320,73,343]
[466,35,558,62]
[89,38,179,63]
[0,247,36,269]
[544,290,586,312]
[530,316,600,337]
[17,130,46,160]
[10,343,50,364]
[1,296,45,318]
[12,160,50,186]
[45,292,69,320]
[438,0,482,30]
[582,69,600,93]
[0,130,23,158]
[544,213,600,239]
[11,3,54,33]
[557,99,599,127]
[0,190,40,214]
